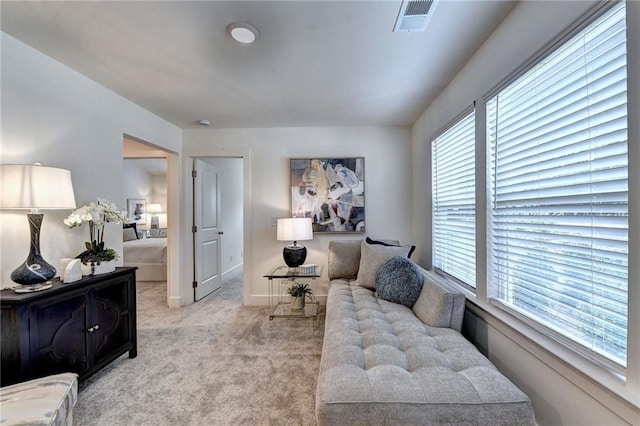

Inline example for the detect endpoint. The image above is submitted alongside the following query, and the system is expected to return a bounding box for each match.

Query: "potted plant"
[64,198,129,275]
[287,282,314,310]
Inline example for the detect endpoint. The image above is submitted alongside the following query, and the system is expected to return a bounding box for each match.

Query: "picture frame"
[127,198,147,226]
[290,158,365,233]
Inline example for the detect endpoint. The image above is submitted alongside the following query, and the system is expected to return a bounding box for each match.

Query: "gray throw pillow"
[375,256,424,308]
[328,240,363,280]
[355,240,413,289]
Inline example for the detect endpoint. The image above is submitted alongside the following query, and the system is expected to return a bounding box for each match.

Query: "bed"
[123,224,167,282]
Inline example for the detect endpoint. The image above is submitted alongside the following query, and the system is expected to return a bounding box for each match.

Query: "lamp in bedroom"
[0,164,76,292]
[277,217,313,267]
[148,204,162,229]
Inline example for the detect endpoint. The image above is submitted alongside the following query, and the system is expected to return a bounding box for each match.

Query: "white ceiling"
[1,1,516,129]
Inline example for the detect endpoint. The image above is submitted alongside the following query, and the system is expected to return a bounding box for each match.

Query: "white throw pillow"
[123,228,137,242]
[355,240,412,289]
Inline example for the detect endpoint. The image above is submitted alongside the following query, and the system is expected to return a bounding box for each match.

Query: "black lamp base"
[10,213,56,289]
[283,244,307,267]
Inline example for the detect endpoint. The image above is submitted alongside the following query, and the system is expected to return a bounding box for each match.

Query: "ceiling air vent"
[393,0,438,33]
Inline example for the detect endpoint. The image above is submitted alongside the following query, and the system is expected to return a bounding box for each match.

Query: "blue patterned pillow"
[375,256,424,308]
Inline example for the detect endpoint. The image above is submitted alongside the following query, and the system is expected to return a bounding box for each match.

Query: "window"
[432,110,476,287]
[487,3,628,368]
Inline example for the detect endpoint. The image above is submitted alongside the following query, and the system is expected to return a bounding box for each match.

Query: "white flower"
[65,198,128,228]
[64,198,129,264]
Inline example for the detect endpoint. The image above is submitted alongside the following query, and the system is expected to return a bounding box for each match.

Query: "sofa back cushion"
[412,272,466,332]
[328,240,363,280]
[355,240,413,289]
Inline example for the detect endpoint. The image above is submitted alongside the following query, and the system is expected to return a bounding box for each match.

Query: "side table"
[264,265,323,320]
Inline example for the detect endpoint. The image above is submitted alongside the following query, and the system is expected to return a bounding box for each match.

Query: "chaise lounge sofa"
[316,239,535,425]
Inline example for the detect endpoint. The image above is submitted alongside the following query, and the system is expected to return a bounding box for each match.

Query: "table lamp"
[148,203,162,229]
[0,164,76,292]
[277,217,313,267]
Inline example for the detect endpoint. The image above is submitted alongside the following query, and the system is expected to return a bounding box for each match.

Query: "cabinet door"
[89,276,133,363]
[30,293,89,378]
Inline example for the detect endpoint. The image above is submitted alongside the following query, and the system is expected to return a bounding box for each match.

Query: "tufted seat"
[317,281,535,425]
[316,240,535,425]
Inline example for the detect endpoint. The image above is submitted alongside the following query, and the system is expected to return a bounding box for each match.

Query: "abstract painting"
[290,158,365,233]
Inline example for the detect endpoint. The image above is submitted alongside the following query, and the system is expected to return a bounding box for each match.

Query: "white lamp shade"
[0,164,76,210]
[277,217,313,241]
[148,204,162,214]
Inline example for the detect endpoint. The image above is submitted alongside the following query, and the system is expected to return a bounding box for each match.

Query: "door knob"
[218,231,224,235]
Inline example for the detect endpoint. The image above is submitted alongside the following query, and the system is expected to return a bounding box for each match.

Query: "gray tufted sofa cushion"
[316,280,536,425]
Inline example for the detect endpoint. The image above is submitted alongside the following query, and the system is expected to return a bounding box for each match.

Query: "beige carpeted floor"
[74,269,324,425]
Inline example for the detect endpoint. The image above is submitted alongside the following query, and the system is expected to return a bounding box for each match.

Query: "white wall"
[183,126,412,305]
[0,32,182,286]
[122,160,168,230]
[123,160,153,208]
[411,1,640,424]
[150,173,167,213]
[205,158,243,274]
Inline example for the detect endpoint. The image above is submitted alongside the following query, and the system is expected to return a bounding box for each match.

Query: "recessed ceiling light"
[227,23,259,44]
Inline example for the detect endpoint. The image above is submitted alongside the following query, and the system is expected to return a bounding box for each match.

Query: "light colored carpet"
[74,270,324,425]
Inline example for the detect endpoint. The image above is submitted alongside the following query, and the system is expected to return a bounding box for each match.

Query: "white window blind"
[432,110,476,287]
[487,3,628,368]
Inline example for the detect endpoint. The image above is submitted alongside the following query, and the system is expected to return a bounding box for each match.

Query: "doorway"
[123,135,177,307]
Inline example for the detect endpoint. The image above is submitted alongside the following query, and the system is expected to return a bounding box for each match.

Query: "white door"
[193,159,222,301]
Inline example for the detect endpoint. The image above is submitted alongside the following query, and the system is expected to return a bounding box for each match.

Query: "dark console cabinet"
[1,267,137,386]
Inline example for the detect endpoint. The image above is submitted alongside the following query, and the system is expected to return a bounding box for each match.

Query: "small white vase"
[81,260,116,276]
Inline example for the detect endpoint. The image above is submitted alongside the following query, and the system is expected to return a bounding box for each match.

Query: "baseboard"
[167,296,181,309]
[222,263,243,276]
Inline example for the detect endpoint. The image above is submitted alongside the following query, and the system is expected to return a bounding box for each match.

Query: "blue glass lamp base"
[10,213,56,290]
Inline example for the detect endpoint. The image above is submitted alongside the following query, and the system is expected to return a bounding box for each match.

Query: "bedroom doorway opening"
[123,135,176,307]
[192,156,244,302]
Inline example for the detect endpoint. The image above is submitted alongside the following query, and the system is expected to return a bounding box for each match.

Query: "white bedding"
[123,237,167,264]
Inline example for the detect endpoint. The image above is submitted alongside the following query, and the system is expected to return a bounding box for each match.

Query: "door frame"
[182,150,251,306]
[123,134,181,309]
